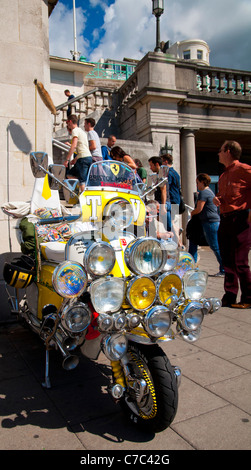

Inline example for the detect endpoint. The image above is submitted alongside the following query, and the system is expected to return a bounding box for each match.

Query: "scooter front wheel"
[120,341,178,433]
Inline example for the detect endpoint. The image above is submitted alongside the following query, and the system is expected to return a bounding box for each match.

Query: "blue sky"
[49,0,251,70]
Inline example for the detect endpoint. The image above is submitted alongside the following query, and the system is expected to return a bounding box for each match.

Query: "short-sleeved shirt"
[198,188,220,223]
[71,127,91,159]
[88,129,102,159]
[137,167,147,181]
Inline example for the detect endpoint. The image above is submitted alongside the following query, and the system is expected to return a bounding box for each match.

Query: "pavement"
[0,247,251,452]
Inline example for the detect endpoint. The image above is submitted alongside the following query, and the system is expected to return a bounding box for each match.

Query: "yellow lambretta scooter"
[3,153,221,433]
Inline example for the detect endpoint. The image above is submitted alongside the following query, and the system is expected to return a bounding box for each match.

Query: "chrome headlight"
[113,312,127,330]
[162,240,179,272]
[52,261,87,298]
[204,297,222,313]
[127,276,156,311]
[173,251,195,278]
[104,199,134,229]
[126,313,142,329]
[102,333,128,361]
[61,302,91,333]
[90,277,125,314]
[178,301,204,331]
[97,313,114,332]
[157,272,182,306]
[177,324,202,343]
[183,269,208,300]
[124,237,166,275]
[84,241,116,277]
[144,305,172,338]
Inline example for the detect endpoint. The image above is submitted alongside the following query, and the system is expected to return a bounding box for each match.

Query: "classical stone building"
[1,1,251,322]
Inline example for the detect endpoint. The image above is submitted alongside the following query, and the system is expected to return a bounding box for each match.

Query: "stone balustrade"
[196,66,251,96]
[53,87,114,132]
[119,58,251,107]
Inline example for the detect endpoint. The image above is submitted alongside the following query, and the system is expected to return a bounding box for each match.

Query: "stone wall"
[0,0,54,322]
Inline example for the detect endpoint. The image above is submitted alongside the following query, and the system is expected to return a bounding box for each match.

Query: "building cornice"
[48,0,58,16]
[50,56,94,74]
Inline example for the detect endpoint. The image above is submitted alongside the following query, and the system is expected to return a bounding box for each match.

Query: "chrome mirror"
[62,179,79,204]
[48,164,66,190]
[30,152,48,178]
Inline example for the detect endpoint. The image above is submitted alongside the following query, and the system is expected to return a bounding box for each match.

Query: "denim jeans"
[166,201,172,232]
[67,156,92,183]
[202,221,224,272]
[188,240,198,263]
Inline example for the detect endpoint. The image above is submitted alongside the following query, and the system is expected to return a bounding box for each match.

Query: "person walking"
[64,114,92,193]
[189,173,224,275]
[84,118,102,162]
[213,140,251,308]
[64,89,75,117]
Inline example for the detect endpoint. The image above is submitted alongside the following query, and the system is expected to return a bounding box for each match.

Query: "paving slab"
[172,405,251,450]
[0,248,250,451]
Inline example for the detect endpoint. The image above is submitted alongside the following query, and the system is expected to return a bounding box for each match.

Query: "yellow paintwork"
[37,263,63,319]
[79,190,146,226]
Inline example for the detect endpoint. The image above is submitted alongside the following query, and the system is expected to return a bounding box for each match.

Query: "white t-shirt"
[71,127,91,158]
[87,129,102,158]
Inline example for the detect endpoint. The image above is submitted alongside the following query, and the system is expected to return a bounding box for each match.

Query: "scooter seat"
[40,241,66,262]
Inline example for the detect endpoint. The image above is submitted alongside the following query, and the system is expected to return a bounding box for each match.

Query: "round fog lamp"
[52,261,87,298]
[104,199,134,229]
[127,276,156,311]
[144,305,172,337]
[84,241,115,277]
[61,302,91,333]
[173,252,195,278]
[157,272,182,306]
[102,333,128,361]
[126,313,142,329]
[124,237,166,275]
[180,301,204,331]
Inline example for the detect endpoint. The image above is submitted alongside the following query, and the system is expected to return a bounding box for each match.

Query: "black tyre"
[120,341,178,432]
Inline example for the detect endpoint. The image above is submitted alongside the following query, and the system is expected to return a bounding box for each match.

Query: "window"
[197,50,203,60]
[183,50,190,60]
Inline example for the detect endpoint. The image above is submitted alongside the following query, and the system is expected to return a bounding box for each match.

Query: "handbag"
[186,215,208,246]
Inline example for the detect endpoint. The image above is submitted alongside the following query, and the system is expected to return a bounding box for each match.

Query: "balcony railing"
[86,62,136,81]
[196,68,251,96]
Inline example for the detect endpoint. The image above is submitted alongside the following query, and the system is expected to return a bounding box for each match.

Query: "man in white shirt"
[64,114,92,192]
[84,118,102,161]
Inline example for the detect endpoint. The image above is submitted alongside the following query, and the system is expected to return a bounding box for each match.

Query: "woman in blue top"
[189,173,224,276]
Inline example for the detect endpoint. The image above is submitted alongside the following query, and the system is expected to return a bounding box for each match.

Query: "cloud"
[49,0,251,70]
[89,0,154,61]
[49,2,89,59]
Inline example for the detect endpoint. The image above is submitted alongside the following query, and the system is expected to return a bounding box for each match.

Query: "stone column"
[180,128,197,210]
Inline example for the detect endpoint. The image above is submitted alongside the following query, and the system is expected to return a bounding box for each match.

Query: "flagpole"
[72,0,78,60]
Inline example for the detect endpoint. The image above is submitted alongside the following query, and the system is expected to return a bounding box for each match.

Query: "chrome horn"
[54,330,79,371]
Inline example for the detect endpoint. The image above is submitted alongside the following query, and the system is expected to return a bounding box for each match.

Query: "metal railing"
[86,62,136,81]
